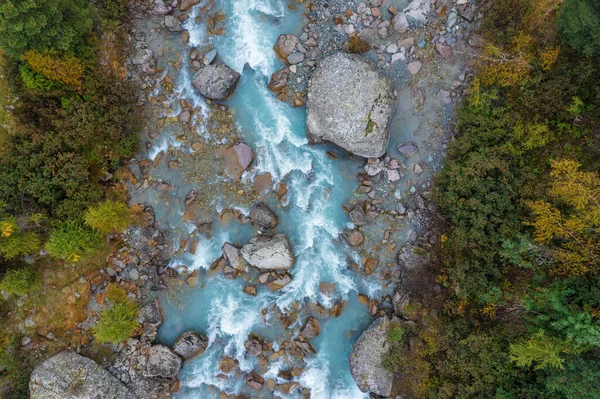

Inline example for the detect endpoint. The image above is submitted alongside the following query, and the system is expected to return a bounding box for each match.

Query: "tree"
[510,331,566,370]
[0,0,94,57]
[45,221,101,261]
[527,159,600,275]
[84,200,131,235]
[558,0,600,56]
[94,286,139,343]
[0,267,40,296]
[21,50,85,88]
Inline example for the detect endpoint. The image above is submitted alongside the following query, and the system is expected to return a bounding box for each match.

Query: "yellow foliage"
[22,50,85,88]
[0,220,14,237]
[540,47,560,70]
[479,34,535,87]
[527,160,600,275]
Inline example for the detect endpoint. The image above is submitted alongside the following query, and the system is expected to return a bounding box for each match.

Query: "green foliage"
[0,0,94,57]
[545,354,600,399]
[0,267,40,296]
[387,325,405,343]
[19,64,58,91]
[558,0,600,56]
[84,200,131,234]
[45,222,101,261]
[510,331,566,370]
[94,301,139,344]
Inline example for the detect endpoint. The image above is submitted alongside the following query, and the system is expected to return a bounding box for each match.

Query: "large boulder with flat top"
[29,351,136,399]
[349,317,397,397]
[306,53,397,158]
[192,63,240,100]
[241,234,295,270]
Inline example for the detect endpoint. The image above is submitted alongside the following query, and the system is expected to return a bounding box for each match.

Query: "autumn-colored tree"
[479,33,535,87]
[527,159,600,275]
[22,50,85,88]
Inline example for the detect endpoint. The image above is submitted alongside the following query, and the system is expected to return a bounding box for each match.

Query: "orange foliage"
[22,50,85,88]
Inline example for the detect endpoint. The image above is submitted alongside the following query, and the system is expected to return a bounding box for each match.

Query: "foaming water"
[155,1,379,398]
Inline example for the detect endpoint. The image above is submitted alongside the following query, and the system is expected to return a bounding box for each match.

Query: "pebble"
[407,61,422,75]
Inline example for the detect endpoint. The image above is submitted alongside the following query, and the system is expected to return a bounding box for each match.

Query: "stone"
[274,34,300,60]
[185,189,197,206]
[218,143,254,179]
[203,49,217,65]
[128,268,140,281]
[192,63,240,100]
[139,299,163,338]
[404,0,431,23]
[306,53,397,158]
[244,335,263,357]
[266,273,292,291]
[387,169,401,182]
[268,67,290,92]
[287,52,305,65]
[364,258,379,275]
[397,142,419,157]
[407,61,422,75]
[173,331,208,360]
[179,0,199,11]
[29,351,136,399]
[435,42,453,59]
[249,203,279,230]
[219,355,239,373]
[391,53,406,64]
[300,317,321,339]
[241,234,295,270]
[392,12,409,33]
[146,345,182,378]
[349,204,367,226]
[254,173,272,193]
[164,15,183,32]
[330,301,345,318]
[292,98,305,107]
[222,242,244,270]
[243,285,257,296]
[349,317,397,397]
[178,109,191,123]
[437,89,452,106]
[343,229,364,246]
[364,163,384,176]
[246,371,265,390]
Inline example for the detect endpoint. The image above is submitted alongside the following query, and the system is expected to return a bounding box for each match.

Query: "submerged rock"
[29,351,136,399]
[306,53,397,158]
[268,66,290,92]
[249,203,279,230]
[164,15,183,32]
[266,273,292,291]
[349,317,397,397]
[241,234,295,270]
[192,63,240,100]
[246,370,265,390]
[300,317,321,339]
[146,345,182,378]
[343,229,364,246]
[218,143,254,179]
[172,331,208,360]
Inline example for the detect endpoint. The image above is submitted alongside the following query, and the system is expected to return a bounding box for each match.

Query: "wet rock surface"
[172,331,209,360]
[306,53,398,158]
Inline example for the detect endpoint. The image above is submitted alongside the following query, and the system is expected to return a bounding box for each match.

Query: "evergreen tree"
[558,0,600,56]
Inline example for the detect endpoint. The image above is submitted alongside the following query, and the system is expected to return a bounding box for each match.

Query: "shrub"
[0,267,40,296]
[19,65,59,91]
[347,35,371,54]
[94,302,139,343]
[22,50,85,88]
[84,200,131,235]
[0,216,41,259]
[45,222,101,261]
[388,325,405,343]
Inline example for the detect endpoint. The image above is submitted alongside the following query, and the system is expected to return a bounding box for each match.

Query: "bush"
[45,222,101,261]
[94,302,139,343]
[0,216,41,259]
[84,200,131,235]
[0,267,40,296]
[21,50,85,88]
[388,325,405,343]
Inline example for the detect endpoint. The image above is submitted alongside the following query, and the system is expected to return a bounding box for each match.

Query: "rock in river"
[164,15,183,32]
[29,351,136,399]
[241,234,295,270]
[349,317,397,397]
[306,53,398,158]
[249,203,279,230]
[173,331,208,360]
[146,344,182,378]
[192,63,240,100]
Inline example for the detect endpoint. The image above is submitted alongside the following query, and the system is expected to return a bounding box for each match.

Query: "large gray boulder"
[241,234,295,270]
[146,345,182,378]
[349,317,397,397]
[192,63,240,100]
[306,53,397,158]
[29,351,136,399]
